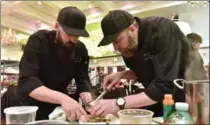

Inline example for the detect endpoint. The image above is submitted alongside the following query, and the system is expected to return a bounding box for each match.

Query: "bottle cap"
[175,102,189,111]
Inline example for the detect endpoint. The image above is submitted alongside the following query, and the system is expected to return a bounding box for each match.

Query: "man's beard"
[55,31,77,60]
[121,31,138,58]
[56,30,77,49]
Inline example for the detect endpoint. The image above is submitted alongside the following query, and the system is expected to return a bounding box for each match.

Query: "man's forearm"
[124,92,157,108]
[120,70,137,80]
[29,86,70,105]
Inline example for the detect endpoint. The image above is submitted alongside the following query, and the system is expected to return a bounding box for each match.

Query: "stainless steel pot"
[25,120,69,124]
[174,79,209,124]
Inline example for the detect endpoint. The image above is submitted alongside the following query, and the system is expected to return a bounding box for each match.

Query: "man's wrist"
[116,97,126,110]
[115,99,120,110]
[56,91,72,105]
[119,71,125,78]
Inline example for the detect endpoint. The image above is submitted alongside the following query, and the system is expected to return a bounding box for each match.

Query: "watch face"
[117,98,125,105]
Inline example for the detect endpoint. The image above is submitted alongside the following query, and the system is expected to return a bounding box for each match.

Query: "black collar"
[134,17,146,50]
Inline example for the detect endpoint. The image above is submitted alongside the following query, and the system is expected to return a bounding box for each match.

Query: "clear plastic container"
[4,106,38,124]
[118,109,154,124]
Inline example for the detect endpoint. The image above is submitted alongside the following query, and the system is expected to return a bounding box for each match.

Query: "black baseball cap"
[98,10,134,47]
[57,6,89,37]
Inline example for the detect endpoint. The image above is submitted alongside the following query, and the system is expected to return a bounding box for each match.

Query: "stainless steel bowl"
[26,120,69,124]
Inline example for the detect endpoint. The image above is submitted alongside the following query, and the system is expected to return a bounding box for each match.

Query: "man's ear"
[128,24,138,33]
[192,42,197,48]
[54,22,59,31]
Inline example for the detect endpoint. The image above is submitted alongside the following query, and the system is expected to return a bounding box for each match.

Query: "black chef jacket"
[123,17,191,117]
[17,30,91,120]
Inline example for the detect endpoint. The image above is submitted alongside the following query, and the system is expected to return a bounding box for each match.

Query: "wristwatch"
[116,97,126,110]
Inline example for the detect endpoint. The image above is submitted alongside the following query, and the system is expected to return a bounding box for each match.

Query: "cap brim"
[62,25,89,37]
[98,32,120,47]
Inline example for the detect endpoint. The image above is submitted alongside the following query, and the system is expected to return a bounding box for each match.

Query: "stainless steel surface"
[26,120,69,124]
[174,79,209,124]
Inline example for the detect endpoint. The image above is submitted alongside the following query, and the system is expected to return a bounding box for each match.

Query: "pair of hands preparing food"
[61,91,118,121]
[62,71,137,121]
[88,71,130,117]
[60,92,92,121]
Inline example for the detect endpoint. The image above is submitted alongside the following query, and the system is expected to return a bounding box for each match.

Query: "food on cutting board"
[79,114,117,124]
[88,116,111,122]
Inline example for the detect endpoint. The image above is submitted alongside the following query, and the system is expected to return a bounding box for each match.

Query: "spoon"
[85,91,107,111]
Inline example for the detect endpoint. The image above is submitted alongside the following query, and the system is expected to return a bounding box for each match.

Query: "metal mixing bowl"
[26,120,69,124]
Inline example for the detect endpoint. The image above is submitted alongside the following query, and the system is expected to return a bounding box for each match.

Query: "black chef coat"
[17,30,91,120]
[123,17,191,117]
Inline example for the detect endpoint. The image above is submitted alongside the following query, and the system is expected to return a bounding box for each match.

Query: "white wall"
[136,2,209,47]
[136,3,209,65]
[179,6,209,47]
[180,6,209,65]
[199,48,209,65]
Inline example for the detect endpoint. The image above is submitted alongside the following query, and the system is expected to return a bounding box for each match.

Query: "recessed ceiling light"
[87,12,101,18]
[129,10,141,14]
[88,4,92,8]
[120,4,135,10]
[37,1,42,5]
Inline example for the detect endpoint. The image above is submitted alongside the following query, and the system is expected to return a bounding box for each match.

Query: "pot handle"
[173,79,185,89]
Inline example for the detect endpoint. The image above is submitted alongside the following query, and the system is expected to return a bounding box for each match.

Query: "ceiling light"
[86,7,102,20]
[37,1,42,5]
[87,18,102,24]
[93,60,97,63]
[113,58,118,62]
[87,12,101,18]
[35,21,51,30]
[129,10,141,14]
[188,1,209,8]
[120,4,135,10]
[88,4,93,8]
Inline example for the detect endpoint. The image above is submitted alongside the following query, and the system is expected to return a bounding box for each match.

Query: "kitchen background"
[1,1,209,120]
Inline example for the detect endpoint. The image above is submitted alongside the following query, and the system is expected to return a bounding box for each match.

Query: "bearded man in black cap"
[90,10,192,117]
[17,6,92,120]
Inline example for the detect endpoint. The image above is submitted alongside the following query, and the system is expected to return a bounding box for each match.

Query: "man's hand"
[80,92,92,104]
[60,97,88,121]
[89,99,120,117]
[103,72,123,91]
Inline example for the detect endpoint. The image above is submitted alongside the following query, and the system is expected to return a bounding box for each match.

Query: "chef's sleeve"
[144,19,190,102]
[17,34,44,99]
[74,49,91,93]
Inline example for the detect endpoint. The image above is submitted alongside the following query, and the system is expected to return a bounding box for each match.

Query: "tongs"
[85,91,107,111]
